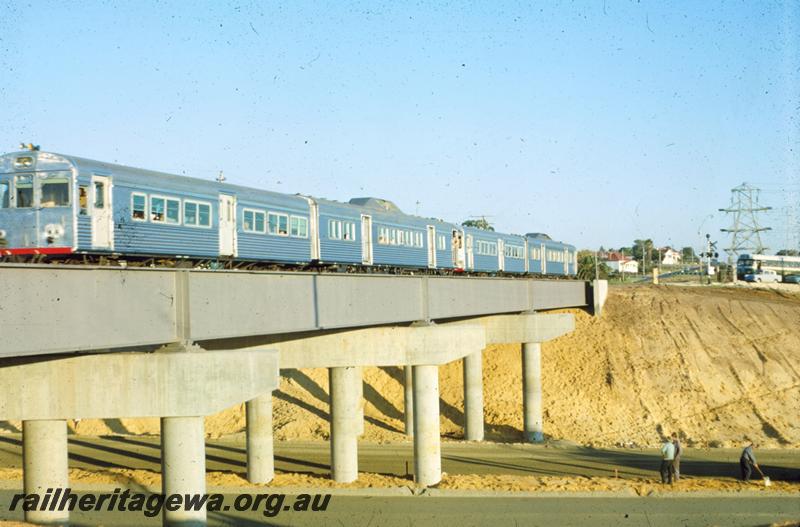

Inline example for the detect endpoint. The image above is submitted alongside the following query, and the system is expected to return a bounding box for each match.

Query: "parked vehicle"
[782,274,800,284]
[0,148,577,276]
[743,270,780,283]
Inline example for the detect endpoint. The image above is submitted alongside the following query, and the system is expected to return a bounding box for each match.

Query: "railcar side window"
[476,240,498,256]
[328,219,342,239]
[184,202,197,225]
[243,209,266,233]
[378,226,389,244]
[268,212,289,236]
[166,199,180,224]
[0,181,9,208]
[40,174,70,207]
[328,219,355,241]
[505,245,524,259]
[151,196,180,224]
[343,221,356,241]
[15,175,33,208]
[131,193,146,220]
[79,186,89,215]
[290,216,308,238]
[198,203,211,226]
[151,197,165,222]
[437,234,446,251]
[183,200,211,227]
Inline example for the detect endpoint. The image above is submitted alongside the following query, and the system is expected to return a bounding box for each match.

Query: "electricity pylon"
[719,183,772,260]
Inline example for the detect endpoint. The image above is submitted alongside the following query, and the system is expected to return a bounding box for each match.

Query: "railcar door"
[452,230,465,269]
[360,214,373,265]
[541,243,547,274]
[90,175,113,249]
[308,200,320,260]
[426,226,437,268]
[497,239,505,272]
[219,194,237,257]
[524,238,530,273]
[465,234,474,270]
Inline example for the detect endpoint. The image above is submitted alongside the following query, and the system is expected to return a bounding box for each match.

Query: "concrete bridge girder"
[0,346,280,420]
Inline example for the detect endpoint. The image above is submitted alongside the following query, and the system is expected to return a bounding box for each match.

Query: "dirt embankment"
[3,285,799,448]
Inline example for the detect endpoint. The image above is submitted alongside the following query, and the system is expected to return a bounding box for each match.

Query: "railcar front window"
[0,181,9,208]
[40,174,70,207]
[15,175,33,208]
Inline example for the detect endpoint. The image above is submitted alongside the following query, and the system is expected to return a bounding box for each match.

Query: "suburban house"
[603,251,640,274]
[660,247,682,265]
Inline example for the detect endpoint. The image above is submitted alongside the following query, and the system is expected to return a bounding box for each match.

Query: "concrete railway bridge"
[0,264,608,526]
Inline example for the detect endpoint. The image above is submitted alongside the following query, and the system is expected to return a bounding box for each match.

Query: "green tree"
[681,246,697,263]
[576,250,610,280]
[631,239,659,272]
[461,218,495,231]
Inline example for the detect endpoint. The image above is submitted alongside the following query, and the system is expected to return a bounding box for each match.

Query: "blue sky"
[1,1,798,253]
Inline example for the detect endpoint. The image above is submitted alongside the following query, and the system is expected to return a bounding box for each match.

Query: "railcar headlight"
[0,229,6,238]
[14,156,34,169]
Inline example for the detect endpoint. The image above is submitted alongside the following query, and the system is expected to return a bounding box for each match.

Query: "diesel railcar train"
[0,148,577,276]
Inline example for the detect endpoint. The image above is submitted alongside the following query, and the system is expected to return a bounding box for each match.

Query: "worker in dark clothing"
[740,442,762,481]
[671,433,682,481]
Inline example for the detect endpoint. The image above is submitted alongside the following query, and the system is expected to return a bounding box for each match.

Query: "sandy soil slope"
[3,285,799,448]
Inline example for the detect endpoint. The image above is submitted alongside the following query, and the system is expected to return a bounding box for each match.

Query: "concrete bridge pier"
[412,364,442,486]
[522,342,543,442]
[329,366,362,483]
[445,313,576,444]
[246,393,275,484]
[403,365,414,437]
[258,324,486,486]
[161,416,206,527]
[462,351,484,441]
[22,419,69,526]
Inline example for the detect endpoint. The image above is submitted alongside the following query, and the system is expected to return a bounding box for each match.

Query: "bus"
[736,253,800,279]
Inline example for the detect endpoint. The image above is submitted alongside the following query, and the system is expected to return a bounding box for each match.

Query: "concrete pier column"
[23,420,69,526]
[462,350,484,441]
[522,342,544,442]
[246,393,274,483]
[161,416,206,527]
[329,366,361,483]
[412,364,441,486]
[403,365,414,437]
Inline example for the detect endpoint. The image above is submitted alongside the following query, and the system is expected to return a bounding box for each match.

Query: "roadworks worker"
[671,433,682,481]
[660,437,676,484]
[740,442,762,481]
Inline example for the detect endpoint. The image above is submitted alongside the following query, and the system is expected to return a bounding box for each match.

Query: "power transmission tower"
[718,183,772,261]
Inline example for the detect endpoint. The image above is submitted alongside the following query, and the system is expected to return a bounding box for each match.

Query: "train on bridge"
[0,147,576,275]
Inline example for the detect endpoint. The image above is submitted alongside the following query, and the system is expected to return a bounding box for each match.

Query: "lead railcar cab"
[0,149,314,262]
[0,151,94,256]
